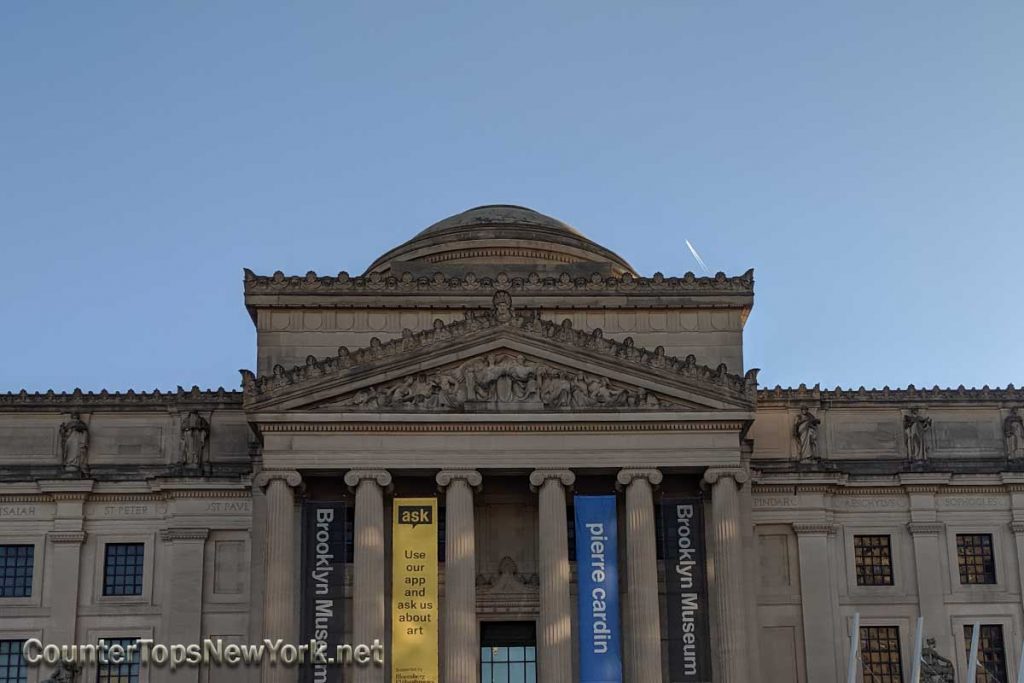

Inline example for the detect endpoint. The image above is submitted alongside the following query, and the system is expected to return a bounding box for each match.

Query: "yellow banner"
[391,498,439,683]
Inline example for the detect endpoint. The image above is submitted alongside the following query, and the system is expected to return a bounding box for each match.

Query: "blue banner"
[574,495,623,683]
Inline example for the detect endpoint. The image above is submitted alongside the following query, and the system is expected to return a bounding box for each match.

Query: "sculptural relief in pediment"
[331,351,674,412]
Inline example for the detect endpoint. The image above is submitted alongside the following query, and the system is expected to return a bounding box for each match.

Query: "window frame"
[945,526,1007,595]
[852,534,895,587]
[0,539,42,607]
[82,627,153,683]
[858,624,905,683]
[953,616,1018,683]
[93,535,154,605]
[843,528,905,599]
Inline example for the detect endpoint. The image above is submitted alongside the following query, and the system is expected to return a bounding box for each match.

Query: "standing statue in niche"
[919,638,954,683]
[41,660,79,683]
[59,413,89,474]
[180,411,210,473]
[793,407,821,461]
[904,408,933,462]
[1005,407,1024,460]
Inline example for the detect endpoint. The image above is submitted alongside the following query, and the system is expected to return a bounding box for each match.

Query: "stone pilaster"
[254,470,302,683]
[159,528,210,683]
[529,469,575,683]
[345,469,393,683]
[436,470,482,683]
[703,467,750,683]
[792,521,838,683]
[901,474,953,659]
[616,468,663,683]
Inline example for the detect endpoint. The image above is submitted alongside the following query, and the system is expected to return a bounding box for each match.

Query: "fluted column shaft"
[256,470,302,683]
[530,469,575,683]
[618,468,663,683]
[437,470,482,683]
[345,470,392,683]
[704,467,750,683]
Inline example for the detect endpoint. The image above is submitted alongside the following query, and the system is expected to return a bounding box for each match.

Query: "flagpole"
[967,621,981,683]
[909,616,924,683]
[847,612,861,683]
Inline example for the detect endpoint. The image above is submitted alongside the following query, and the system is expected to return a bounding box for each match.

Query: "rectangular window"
[97,638,140,683]
[481,622,537,683]
[0,640,27,683]
[860,625,904,683]
[102,543,144,596]
[964,624,1008,683]
[854,535,894,586]
[957,534,997,585]
[0,546,34,598]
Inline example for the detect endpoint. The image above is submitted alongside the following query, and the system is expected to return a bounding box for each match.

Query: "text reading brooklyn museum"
[2,205,1024,683]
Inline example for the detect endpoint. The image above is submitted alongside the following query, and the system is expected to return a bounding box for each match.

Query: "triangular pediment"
[240,294,758,413]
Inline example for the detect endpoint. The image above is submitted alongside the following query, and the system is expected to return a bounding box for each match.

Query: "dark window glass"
[0,546,33,598]
[481,622,537,683]
[965,624,1008,683]
[860,625,904,683]
[567,506,576,562]
[0,640,27,683]
[854,535,894,586]
[438,505,446,564]
[654,505,665,561]
[97,638,140,683]
[345,506,354,563]
[102,543,144,596]
[957,534,997,584]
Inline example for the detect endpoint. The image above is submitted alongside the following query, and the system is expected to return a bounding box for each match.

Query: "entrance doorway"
[480,621,537,683]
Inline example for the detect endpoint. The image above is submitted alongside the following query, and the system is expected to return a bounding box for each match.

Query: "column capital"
[703,467,749,487]
[529,469,575,490]
[47,531,87,545]
[253,470,302,490]
[160,527,210,542]
[436,469,482,491]
[792,522,836,536]
[1009,521,1024,534]
[907,521,946,536]
[344,469,392,490]
[616,467,663,488]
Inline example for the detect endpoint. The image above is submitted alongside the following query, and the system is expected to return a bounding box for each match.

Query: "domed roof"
[366,204,635,277]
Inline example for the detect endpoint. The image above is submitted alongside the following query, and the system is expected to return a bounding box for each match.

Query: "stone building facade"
[1,204,1022,683]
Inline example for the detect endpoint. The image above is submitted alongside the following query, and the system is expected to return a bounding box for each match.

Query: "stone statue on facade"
[59,412,89,474]
[919,638,954,683]
[41,660,79,683]
[793,407,821,461]
[904,408,932,462]
[1005,407,1024,460]
[179,410,210,473]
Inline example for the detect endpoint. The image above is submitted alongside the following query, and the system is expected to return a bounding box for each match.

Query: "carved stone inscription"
[337,352,668,411]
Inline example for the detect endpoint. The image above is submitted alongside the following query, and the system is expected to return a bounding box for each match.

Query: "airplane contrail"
[685,239,710,273]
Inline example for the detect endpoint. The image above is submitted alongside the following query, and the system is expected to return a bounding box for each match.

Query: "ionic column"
[344,470,393,683]
[703,467,750,683]
[529,469,575,683]
[437,470,483,683]
[254,470,302,683]
[617,468,663,683]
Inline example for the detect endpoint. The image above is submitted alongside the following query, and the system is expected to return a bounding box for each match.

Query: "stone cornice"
[758,384,1024,406]
[0,386,242,410]
[1009,521,1024,534]
[47,531,87,544]
[529,469,575,489]
[792,522,836,536]
[436,470,483,490]
[243,268,755,298]
[616,468,663,487]
[159,528,210,542]
[256,420,747,433]
[907,521,946,536]
[241,293,758,407]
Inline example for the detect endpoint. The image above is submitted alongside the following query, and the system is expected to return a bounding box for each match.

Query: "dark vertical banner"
[661,498,712,683]
[574,495,623,683]
[301,501,347,683]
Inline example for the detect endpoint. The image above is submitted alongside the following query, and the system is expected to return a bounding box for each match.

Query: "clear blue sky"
[2,1,1021,393]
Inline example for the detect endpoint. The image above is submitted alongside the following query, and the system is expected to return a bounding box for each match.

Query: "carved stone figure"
[180,411,210,471]
[920,638,954,683]
[793,407,821,461]
[42,660,79,683]
[59,413,89,473]
[1005,408,1024,459]
[338,352,666,411]
[904,408,932,462]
